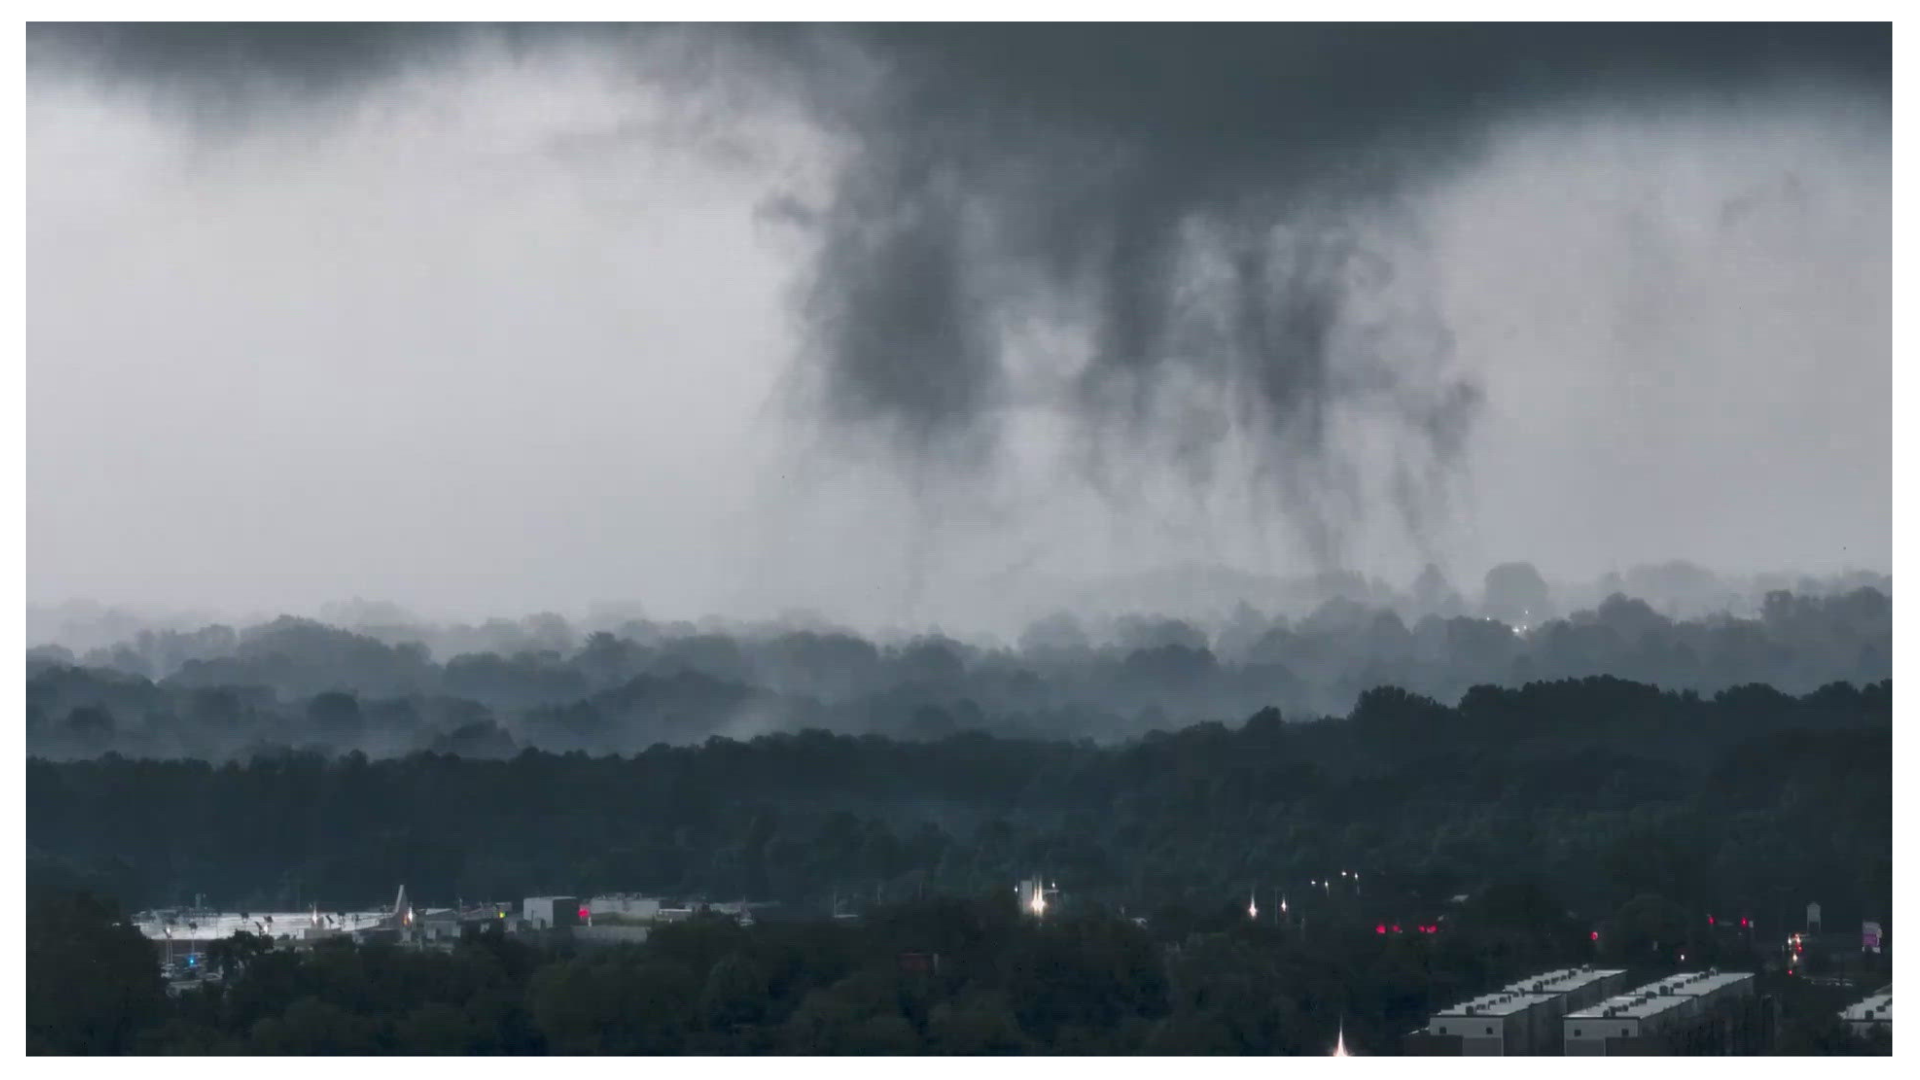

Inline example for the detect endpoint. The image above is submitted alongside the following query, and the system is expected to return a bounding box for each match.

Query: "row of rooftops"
[1437,990,1556,1019]
[1433,966,1627,1019]
[1840,989,1891,1024]
[1502,967,1624,997]
[1567,971,1754,1022]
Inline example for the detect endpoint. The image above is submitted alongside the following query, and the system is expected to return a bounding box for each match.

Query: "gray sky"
[25,25,1891,634]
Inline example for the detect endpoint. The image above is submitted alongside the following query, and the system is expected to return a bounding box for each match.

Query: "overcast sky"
[25,24,1891,633]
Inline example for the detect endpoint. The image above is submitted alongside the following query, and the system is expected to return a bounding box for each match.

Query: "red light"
[1591,931,1600,941]
[578,907,590,921]
[1707,915,1715,925]
[1376,924,1386,935]
[1391,924,1402,934]
[1740,918,1749,928]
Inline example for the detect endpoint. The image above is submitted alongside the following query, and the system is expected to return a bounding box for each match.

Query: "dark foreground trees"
[23,675,1890,1055]
[13,891,1547,1055]
[28,887,1890,1056]
[26,867,167,1054]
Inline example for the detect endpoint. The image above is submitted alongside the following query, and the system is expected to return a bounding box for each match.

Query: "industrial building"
[1502,968,1630,1011]
[1423,990,1559,1054]
[403,908,467,944]
[138,888,771,983]
[1495,967,1632,1052]
[1407,966,1628,1055]
[1840,989,1891,1038]
[521,896,582,930]
[1563,971,1762,1056]
[588,894,661,921]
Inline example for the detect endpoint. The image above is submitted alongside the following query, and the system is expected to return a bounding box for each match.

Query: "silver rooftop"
[1504,967,1627,996]
[1433,991,1557,1019]
[1567,972,1755,1021]
[1841,993,1892,1022]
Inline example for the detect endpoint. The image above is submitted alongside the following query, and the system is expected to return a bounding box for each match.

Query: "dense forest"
[29,677,1891,935]
[24,578,1893,1055]
[25,583,1891,758]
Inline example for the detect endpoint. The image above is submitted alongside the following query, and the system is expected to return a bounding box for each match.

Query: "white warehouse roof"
[1568,972,1755,1022]
[1841,993,1892,1024]
[1433,991,1556,1019]
[1504,967,1627,996]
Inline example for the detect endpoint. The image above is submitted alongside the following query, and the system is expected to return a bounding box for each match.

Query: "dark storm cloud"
[27,23,453,127]
[30,22,1890,569]
[768,24,1887,561]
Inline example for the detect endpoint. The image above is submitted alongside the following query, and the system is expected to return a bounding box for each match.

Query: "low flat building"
[1501,967,1630,1012]
[1840,990,1891,1038]
[1424,991,1558,1055]
[1495,966,1631,1054]
[1564,971,1759,1056]
[403,908,465,945]
[1410,966,1628,1055]
[587,894,662,921]
[522,896,582,930]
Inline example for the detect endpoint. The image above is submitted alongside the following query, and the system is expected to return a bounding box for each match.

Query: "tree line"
[29,677,1891,938]
[25,586,1892,758]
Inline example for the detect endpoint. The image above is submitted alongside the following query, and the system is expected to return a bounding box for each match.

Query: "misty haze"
[24,22,1891,1058]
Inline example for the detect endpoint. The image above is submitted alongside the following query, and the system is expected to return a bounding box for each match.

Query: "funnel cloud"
[25,24,1890,634]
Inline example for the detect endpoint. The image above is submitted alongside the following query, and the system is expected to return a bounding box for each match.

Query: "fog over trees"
[26,564,1889,760]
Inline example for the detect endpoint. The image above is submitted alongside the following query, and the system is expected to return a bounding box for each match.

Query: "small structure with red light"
[522,896,582,931]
